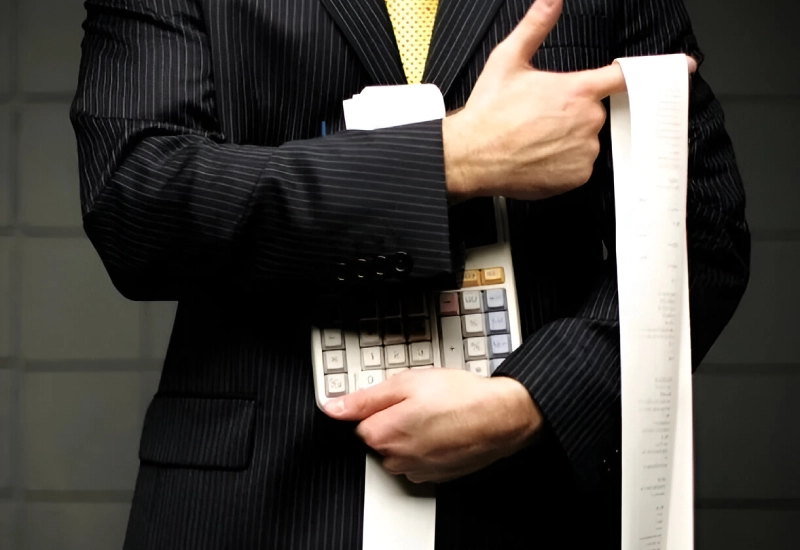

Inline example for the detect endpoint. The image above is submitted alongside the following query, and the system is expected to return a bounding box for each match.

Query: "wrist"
[489,376,543,453]
[442,114,483,203]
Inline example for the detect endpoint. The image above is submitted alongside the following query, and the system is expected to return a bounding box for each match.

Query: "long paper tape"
[356,54,694,550]
[611,54,694,550]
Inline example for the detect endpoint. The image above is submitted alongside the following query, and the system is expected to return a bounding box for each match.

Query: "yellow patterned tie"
[385,0,440,84]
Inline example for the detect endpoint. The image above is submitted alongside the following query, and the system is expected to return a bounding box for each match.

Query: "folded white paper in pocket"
[343,83,446,131]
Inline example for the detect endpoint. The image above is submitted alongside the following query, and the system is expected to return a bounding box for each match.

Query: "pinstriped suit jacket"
[71,0,750,548]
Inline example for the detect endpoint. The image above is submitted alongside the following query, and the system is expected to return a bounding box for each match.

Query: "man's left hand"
[323,369,543,483]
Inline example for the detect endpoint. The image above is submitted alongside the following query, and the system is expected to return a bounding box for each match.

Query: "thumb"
[323,380,406,421]
[500,0,563,64]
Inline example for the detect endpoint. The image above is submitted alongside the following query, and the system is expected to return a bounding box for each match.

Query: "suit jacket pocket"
[139,394,256,470]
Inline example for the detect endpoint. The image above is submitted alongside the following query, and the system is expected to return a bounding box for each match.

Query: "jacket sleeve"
[71,0,461,302]
[493,0,751,486]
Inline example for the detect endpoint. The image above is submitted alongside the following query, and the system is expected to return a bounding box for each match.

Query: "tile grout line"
[23,360,163,373]
[7,0,22,535]
[699,363,800,375]
[696,498,800,512]
[24,490,134,504]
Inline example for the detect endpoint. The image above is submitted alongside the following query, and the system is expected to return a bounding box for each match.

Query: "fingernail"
[324,398,345,416]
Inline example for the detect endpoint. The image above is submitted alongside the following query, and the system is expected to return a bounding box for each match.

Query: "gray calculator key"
[322,329,344,350]
[404,294,428,317]
[325,373,347,397]
[486,311,509,334]
[359,321,382,347]
[461,291,483,313]
[383,319,405,345]
[484,289,507,311]
[464,337,487,360]
[357,370,385,390]
[356,299,379,320]
[381,298,402,319]
[489,335,512,358]
[362,347,384,369]
[385,344,408,367]
[410,342,433,365]
[462,314,486,337]
[407,318,431,342]
[467,360,490,377]
[323,350,346,373]
[441,316,465,368]
[490,359,505,373]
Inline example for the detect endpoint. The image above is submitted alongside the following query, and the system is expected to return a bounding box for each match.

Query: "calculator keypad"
[321,268,512,398]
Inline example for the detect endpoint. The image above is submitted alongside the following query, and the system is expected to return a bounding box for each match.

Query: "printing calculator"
[311,196,522,409]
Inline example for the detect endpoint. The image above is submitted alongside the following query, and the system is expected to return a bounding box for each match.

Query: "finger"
[355,403,408,453]
[582,62,627,99]
[323,379,406,421]
[500,0,563,64]
[687,55,698,74]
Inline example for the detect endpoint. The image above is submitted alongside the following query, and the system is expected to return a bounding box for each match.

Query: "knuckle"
[356,421,378,446]
[383,458,405,476]
[406,473,428,485]
[591,103,607,127]
[588,137,601,158]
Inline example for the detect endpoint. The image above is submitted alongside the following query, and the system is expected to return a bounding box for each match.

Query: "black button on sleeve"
[392,252,413,277]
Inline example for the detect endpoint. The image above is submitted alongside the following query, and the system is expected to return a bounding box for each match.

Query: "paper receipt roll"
[611,54,694,550]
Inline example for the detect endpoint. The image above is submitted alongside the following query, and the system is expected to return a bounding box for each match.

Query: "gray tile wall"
[0,0,797,547]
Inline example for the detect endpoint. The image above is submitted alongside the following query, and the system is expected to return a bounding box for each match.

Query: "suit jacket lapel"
[319,0,406,85]
[424,0,507,97]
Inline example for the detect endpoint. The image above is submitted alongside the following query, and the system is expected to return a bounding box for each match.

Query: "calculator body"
[310,198,522,410]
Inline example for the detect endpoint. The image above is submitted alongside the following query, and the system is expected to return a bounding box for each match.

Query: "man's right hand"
[443,0,694,202]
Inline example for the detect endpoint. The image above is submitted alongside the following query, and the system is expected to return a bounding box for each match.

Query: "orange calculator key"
[481,267,505,285]
[462,270,480,287]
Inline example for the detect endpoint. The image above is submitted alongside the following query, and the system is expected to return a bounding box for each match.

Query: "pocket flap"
[139,394,256,470]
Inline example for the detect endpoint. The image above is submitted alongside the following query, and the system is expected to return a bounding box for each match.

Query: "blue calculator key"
[488,334,512,358]
[486,311,509,334]
[490,359,505,373]
[484,289,506,311]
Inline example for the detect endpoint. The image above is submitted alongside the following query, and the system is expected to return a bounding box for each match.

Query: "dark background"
[0,0,798,547]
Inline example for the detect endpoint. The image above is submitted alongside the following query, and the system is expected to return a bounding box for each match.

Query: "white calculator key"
[385,344,408,367]
[489,335,512,358]
[467,360,490,377]
[411,365,434,370]
[322,329,344,350]
[490,358,505,373]
[441,316,465,369]
[386,367,410,380]
[484,289,507,311]
[461,291,483,313]
[464,337,487,360]
[362,347,384,369]
[359,321,382,347]
[461,314,486,337]
[409,342,433,365]
[323,350,346,373]
[357,370,385,390]
[325,373,347,397]
[486,311,509,334]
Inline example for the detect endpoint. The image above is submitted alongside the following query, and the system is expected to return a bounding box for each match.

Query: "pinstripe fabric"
[70,0,750,548]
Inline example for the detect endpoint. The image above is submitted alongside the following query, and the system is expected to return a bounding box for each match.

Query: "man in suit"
[71,0,749,548]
